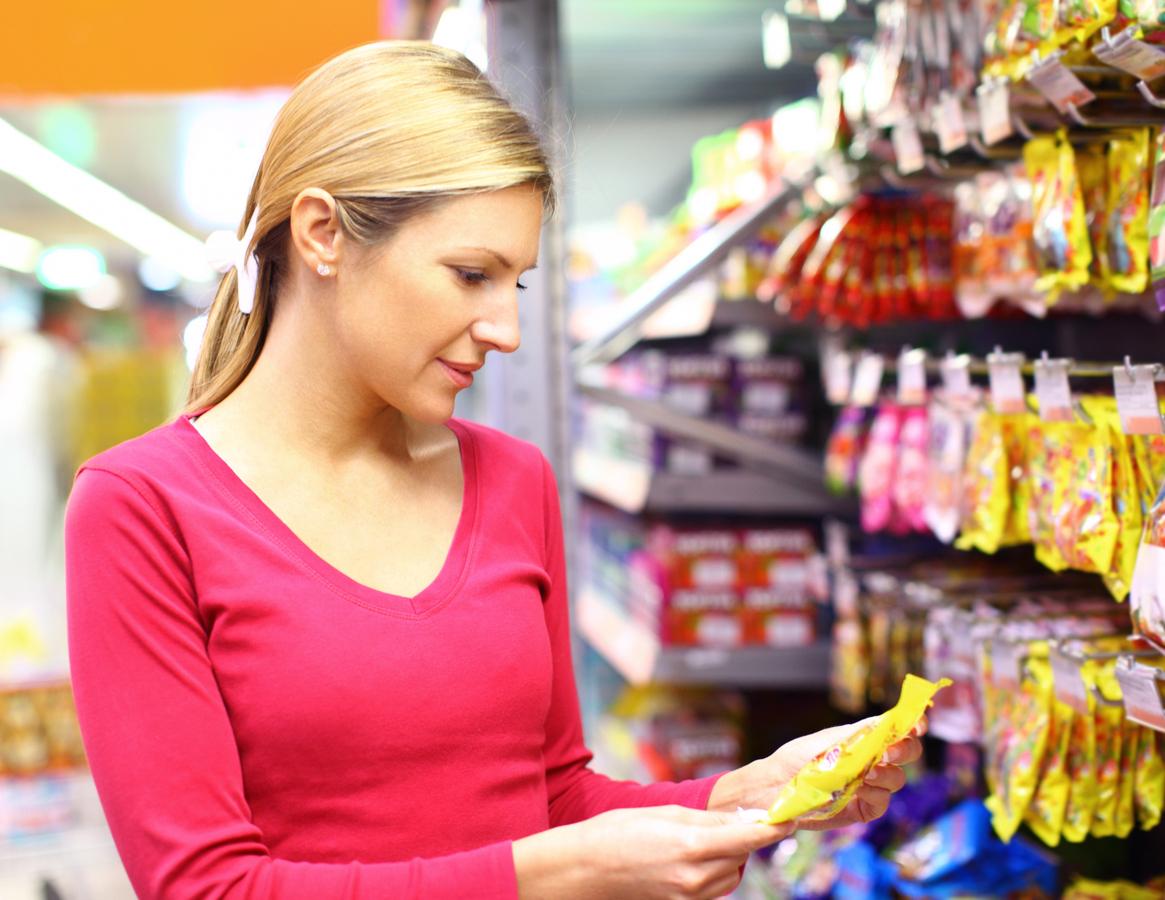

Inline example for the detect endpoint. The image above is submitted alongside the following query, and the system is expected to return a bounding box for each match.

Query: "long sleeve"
[537,457,725,827]
[65,467,519,900]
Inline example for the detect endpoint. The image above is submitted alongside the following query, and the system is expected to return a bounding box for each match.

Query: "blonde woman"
[65,42,920,899]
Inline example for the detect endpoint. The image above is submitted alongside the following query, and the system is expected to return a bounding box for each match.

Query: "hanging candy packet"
[953,181,994,318]
[859,405,904,533]
[1116,719,1140,838]
[1134,725,1164,830]
[1104,411,1142,601]
[826,406,870,494]
[1130,437,1165,649]
[984,167,1043,315]
[925,394,973,543]
[986,649,1052,842]
[1001,413,1033,546]
[1055,398,1119,575]
[1149,130,1165,310]
[1024,695,1075,846]
[762,674,951,824]
[1025,133,1093,300]
[1077,144,1111,291]
[1059,0,1119,44]
[1027,418,1074,572]
[1105,129,1152,295]
[1063,660,1100,842]
[1090,661,1125,838]
[956,409,1014,555]
[892,406,930,534]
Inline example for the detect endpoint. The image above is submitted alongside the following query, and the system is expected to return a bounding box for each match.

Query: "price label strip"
[976,80,1013,145]
[1051,645,1090,715]
[936,91,968,154]
[987,351,1026,415]
[1113,363,1164,435]
[898,348,928,406]
[1115,659,1165,732]
[940,354,972,399]
[892,118,925,175]
[1034,357,1074,422]
[1026,54,1097,114]
[851,352,885,407]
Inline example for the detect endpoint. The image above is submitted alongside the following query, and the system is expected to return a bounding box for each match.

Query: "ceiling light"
[138,255,182,293]
[0,116,213,283]
[0,227,43,274]
[78,274,123,311]
[35,245,105,291]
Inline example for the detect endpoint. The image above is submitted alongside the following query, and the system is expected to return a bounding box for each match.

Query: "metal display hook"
[1064,101,1165,129]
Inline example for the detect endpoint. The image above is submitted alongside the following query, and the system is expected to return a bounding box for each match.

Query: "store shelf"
[575,383,827,484]
[573,447,854,516]
[576,586,831,688]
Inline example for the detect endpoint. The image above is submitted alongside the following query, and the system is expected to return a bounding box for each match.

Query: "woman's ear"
[289,188,342,275]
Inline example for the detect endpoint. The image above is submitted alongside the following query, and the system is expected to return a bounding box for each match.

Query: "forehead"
[401,185,543,263]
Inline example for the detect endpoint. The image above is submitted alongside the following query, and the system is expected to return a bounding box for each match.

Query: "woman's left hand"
[707,718,926,830]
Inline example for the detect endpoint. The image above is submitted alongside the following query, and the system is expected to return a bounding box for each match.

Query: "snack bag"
[1064,878,1127,900]
[1024,696,1074,846]
[1056,399,1118,576]
[1116,720,1140,838]
[956,410,1011,555]
[826,406,869,494]
[1134,725,1165,830]
[986,650,1052,842]
[1063,660,1100,842]
[1106,129,1152,295]
[1090,662,1125,838]
[1025,133,1093,300]
[925,394,973,543]
[1105,413,1142,601]
[1150,130,1165,310]
[1028,419,1075,572]
[859,405,903,533]
[1001,413,1033,546]
[892,406,930,534]
[1059,0,1119,44]
[1131,443,1165,647]
[1077,143,1111,291]
[764,674,951,824]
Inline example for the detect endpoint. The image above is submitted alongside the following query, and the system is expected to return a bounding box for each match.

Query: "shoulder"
[450,417,550,478]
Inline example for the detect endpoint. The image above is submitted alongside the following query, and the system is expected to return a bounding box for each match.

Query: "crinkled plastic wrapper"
[764,674,950,825]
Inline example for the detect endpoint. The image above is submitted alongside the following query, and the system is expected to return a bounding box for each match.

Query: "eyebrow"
[457,247,539,271]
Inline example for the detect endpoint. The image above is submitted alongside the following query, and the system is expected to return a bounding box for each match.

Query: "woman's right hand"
[513,804,790,899]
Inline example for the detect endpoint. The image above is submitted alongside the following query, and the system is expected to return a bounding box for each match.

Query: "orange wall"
[1,1,386,96]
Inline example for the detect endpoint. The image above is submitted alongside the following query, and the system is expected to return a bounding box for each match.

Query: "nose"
[470,288,521,354]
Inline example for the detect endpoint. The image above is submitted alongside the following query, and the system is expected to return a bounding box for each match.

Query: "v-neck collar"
[173,413,479,619]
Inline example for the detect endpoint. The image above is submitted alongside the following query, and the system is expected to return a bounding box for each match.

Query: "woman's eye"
[517,281,528,292]
[456,269,489,286]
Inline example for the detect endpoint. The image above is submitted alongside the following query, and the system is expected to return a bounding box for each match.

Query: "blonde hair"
[186,41,554,412]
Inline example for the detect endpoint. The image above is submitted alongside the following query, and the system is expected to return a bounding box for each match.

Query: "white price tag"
[1026,55,1097,114]
[991,639,1021,689]
[976,81,1013,145]
[851,353,885,407]
[940,354,972,399]
[936,91,968,154]
[1115,661,1165,731]
[1094,28,1165,81]
[1034,359,1074,423]
[824,350,853,406]
[898,349,928,406]
[1113,365,1164,435]
[1051,647,1090,714]
[987,353,1026,415]
[892,118,925,175]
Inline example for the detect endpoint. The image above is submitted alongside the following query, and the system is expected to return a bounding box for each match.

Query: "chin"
[399,395,458,425]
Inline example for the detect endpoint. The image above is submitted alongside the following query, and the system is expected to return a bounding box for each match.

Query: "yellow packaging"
[1027,418,1070,572]
[1091,662,1125,838]
[956,411,1011,555]
[1078,143,1111,292]
[764,674,950,824]
[1025,696,1074,846]
[1063,879,1128,900]
[986,651,1052,842]
[1002,414,1032,545]
[1135,724,1165,831]
[1025,133,1093,300]
[1105,129,1152,296]
[1116,720,1139,838]
[1057,399,1118,576]
[1105,416,1142,601]
[1063,660,1099,842]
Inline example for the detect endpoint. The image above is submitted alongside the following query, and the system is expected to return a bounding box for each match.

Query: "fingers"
[864,763,906,792]
[851,784,893,823]
[702,868,746,900]
[694,819,792,857]
[884,734,923,766]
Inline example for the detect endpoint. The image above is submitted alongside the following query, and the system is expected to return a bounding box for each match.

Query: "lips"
[438,359,479,388]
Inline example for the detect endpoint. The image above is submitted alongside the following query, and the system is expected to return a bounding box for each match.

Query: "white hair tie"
[205,210,260,315]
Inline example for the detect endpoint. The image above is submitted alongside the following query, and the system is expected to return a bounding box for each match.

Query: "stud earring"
[317,263,332,277]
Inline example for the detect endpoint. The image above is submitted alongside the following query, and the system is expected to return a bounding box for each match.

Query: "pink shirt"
[65,415,720,899]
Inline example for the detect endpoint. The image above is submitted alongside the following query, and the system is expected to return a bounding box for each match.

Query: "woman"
[65,41,920,899]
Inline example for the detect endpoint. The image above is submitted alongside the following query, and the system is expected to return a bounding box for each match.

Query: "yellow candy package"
[1002,414,1032,545]
[1078,144,1111,291]
[1063,660,1100,842]
[1027,417,1071,572]
[1055,399,1118,576]
[1116,720,1139,838]
[1135,709,1165,830]
[1024,696,1074,846]
[1058,0,1119,45]
[764,674,950,824]
[1106,129,1152,295]
[1091,662,1126,838]
[1063,878,1129,900]
[1105,415,1142,601]
[986,650,1052,842]
[956,410,1011,555]
[1025,133,1093,300]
